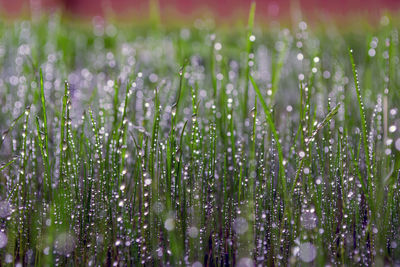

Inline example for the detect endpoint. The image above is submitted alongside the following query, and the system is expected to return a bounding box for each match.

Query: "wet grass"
[0,12,400,266]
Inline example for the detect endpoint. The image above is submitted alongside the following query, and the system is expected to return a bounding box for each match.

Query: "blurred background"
[0,0,399,24]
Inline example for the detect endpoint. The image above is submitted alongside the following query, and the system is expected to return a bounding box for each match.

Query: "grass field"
[0,8,400,266]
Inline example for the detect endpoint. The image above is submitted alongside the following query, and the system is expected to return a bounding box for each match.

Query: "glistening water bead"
[0,232,7,249]
[0,201,12,218]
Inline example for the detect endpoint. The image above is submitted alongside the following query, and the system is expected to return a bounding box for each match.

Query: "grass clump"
[0,12,400,266]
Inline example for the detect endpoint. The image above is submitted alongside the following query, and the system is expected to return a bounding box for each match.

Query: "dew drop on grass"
[144,178,152,186]
[153,247,162,258]
[153,202,164,214]
[301,210,317,230]
[233,217,248,234]
[0,200,12,218]
[368,48,376,57]
[119,184,126,191]
[54,233,75,256]
[164,218,175,231]
[214,42,222,51]
[192,261,202,267]
[297,53,304,61]
[0,232,7,248]
[395,138,400,151]
[299,242,316,263]
[5,254,12,263]
[188,226,199,238]
[237,257,254,267]
[299,21,307,30]
[171,104,177,116]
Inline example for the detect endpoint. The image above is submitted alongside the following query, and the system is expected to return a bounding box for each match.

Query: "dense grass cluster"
[0,10,400,266]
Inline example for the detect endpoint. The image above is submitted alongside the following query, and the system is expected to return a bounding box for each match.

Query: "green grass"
[0,11,400,266]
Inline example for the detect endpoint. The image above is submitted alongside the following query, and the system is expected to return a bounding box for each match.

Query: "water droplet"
[297,53,304,61]
[237,257,254,267]
[54,233,75,255]
[164,218,175,231]
[144,178,152,186]
[192,261,203,267]
[171,104,177,116]
[214,42,222,51]
[188,226,199,238]
[192,113,197,122]
[0,201,12,218]
[395,138,400,151]
[233,217,248,235]
[389,125,397,133]
[299,242,316,263]
[5,254,12,263]
[301,210,317,230]
[153,202,164,214]
[0,232,7,248]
